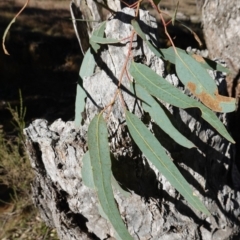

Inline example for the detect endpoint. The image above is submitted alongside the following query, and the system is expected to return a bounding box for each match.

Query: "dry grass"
[0,95,58,240]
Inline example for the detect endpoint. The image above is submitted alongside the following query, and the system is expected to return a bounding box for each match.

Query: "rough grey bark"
[201,0,240,177]
[24,4,240,240]
[202,0,240,77]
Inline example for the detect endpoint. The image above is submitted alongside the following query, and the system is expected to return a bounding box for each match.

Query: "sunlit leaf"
[126,110,210,215]
[161,47,230,73]
[88,114,133,240]
[160,47,184,64]
[90,35,120,44]
[175,49,236,112]
[80,48,95,78]
[90,21,106,52]
[129,62,235,143]
[75,48,95,127]
[93,20,106,37]
[176,49,217,95]
[131,83,195,149]
[111,175,131,198]
[82,151,95,188]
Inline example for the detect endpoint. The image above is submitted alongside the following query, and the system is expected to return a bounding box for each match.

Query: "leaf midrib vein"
[126,113,203,210]
[95,115,125,232]
[133,63,193,109]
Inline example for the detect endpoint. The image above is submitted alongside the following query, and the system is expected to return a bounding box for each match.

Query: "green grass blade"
[88,114,133,240]
[132,83,195,149]
[175,50,236,112]
[129,62,234,143]
[125,111,210,215]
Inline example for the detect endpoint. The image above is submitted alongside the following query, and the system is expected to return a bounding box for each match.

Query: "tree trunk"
[201,0,240,175]
[24,2,240,240]
[202,0,240,78]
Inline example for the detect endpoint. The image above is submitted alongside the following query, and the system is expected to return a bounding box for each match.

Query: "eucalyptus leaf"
[88,114,133,240]
[131,19,163,59]
[90,21,106,52]
[80,48,95,78]
[125,110,210,215]
[82,151,95,188]
[131,83,195,149]
[111,175,131,198]
[75,83,86,127]
[75,48,95,127]
[131,20,230,76]
[161,47,230,73]
[90,35,120,44]
[129,62,235,143]
[175,49,236,112]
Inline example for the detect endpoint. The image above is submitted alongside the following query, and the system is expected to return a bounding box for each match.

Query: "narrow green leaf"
[93,21,106,37]
[82,151,131,196]
[88,114,133,240]
[176,50,218,95]
[201,57,230,73]
[126,111,210,215]
[131,19,163,59]
[111,175,131,198]
[160,47,184,64]
[80,48,95,78]
[131,19,146,40]
[75,83,86,127]
[175,49,236,112]
[129,62,235,143]
[75,48,95,127]
[82,151,95,188]
[132,83,195,149]
[160,47,230,73]
[97,204,109,220]
[90,35,120,44]
[90,21,106,52]
[131,21,228,78]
